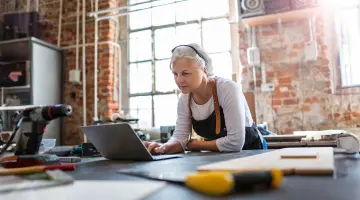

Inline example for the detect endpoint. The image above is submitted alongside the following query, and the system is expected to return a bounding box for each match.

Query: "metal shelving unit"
[0,37,65,145]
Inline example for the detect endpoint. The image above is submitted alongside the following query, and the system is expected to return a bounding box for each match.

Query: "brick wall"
[60,0,127,145]
[5,2,359,140]
[240,12,360,134]
[1,0,127,145]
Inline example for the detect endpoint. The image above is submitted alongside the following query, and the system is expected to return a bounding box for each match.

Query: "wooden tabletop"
[67,150,360,200]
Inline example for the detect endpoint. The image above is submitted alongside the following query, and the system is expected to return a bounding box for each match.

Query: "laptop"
[80,123,182,161]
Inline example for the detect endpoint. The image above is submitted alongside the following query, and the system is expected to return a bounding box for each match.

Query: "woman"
[144,43,266,154]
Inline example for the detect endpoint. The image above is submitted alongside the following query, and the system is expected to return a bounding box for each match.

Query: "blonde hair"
[170,43,214,76]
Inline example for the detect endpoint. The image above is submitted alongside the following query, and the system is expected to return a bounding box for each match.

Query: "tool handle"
[44,164,76,171]
[232,169,283,191]
[14,120,44,155]
[185,169,283,196]
[0,166,45,175]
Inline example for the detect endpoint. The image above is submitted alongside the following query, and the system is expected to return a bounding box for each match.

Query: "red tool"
[44,164,76,171]
[1,154,60,168]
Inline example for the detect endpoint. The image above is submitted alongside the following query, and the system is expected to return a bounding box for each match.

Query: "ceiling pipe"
[88,0,184,17]
[93,0,189,21]
[82,0,87,141]
[57,0,63,47]
[94,0,99,122]
[76,0,80,71]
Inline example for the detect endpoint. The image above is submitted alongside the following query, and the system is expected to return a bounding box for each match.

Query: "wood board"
[280,150,318,159]
[197,147,334,175]
[244,92,256,124]
[0,181,166,200]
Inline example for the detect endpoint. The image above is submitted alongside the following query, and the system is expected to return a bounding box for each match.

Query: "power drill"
[12,104,72,155]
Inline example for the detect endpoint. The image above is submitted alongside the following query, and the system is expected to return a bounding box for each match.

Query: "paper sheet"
[0,170,74,193]
[0,180,167,200]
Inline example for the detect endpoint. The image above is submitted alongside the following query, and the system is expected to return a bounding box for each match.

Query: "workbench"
[68,150,360,200]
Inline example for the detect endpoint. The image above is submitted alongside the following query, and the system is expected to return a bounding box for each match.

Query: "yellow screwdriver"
[118,169,283,196]
[185,169,283,196]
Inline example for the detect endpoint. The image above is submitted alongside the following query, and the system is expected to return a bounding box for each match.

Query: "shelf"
[0,38,30,61]
[0,60,29,65]
[0,37,61,51]
[1,85,31,94]
[1,85,30,90]
[0,105,37,111]
[242,8,320,27]
[0,37,61,62]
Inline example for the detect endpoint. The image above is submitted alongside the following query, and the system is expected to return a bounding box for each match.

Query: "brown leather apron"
[188,77,264,150]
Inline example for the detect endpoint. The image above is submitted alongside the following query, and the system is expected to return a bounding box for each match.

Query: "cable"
[0,117,23,155]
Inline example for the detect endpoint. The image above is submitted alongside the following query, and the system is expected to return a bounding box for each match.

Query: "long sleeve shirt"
[168,76,254,152]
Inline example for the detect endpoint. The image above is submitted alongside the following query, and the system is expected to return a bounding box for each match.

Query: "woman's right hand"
[143,141,167,154]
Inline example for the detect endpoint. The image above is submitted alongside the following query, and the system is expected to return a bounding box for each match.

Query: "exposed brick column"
[61,0,127,145]
[240,13,360,135]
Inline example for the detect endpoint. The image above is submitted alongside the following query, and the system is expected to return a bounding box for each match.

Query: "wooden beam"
[244,92,256,124]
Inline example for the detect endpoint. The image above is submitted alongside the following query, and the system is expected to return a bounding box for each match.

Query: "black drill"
[13,104,72,155]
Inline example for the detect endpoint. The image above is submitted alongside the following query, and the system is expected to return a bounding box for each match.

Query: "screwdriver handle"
[232,169,283,191]
[185,169,283,196]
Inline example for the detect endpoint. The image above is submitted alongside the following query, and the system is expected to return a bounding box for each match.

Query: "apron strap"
[209,78,221,134]
[188,77,221,135]
[188,94,193,134]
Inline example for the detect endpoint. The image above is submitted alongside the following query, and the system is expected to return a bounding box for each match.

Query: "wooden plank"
[264,135,306,142]
[244,92,256,124]
[306,141,337,146]
[197,147,334,175]
[280,151,318,159]
[266,142,307,147]
[266,141,337,149]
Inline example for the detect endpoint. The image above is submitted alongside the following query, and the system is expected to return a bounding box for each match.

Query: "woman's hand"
[143,140,184,154]
[143,141,168,154]
[186,139,201,151]
[186,139,219,152]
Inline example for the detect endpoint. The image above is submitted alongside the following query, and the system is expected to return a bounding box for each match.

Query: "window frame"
[127,0,234,127]
[335,4,360,88]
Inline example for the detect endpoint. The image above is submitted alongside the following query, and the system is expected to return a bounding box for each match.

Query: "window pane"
[175,0,201,22]
[209,52,232,80]
[346,11,360,86]
[202,19,231,53]
[152,0,175,26]
[129,3,152,30]
[155,59,177,92]
[175,24,201,46]
[129,96,152,128]
[129,62,152,94]
[129,30,152,62]
[154,94,178,127]
[336,8,360,86]
[201,0,229,18]
[155,27,176,59]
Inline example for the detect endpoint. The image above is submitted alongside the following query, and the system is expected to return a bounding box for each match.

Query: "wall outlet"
[261,83,275,92]
[304,41,318,61]
[247,47,261,67]
[69,69,81,83]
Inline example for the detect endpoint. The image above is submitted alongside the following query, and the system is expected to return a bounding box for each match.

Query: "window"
[128,0,233,127]
[335,2,360,87]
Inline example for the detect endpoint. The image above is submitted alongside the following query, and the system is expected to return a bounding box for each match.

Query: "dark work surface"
[68,150,360,200]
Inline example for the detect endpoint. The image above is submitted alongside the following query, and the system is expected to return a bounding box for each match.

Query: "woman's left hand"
[186,139,201,151]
